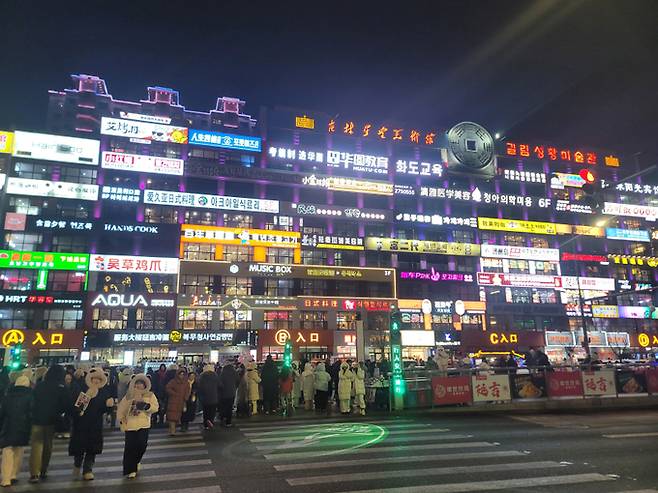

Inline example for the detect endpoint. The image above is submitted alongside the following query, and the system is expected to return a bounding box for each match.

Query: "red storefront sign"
[547,370,584,398]
[432,376,472,405]
[300,297,393,311]
[258,329,334,348]
[646,368,658,395]
[460,329,545,350]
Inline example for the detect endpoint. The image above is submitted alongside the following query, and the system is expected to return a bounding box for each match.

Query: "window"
[178,309,213,330]
[301,250,327,265]
[503,234,525,246]
[220,277,252,296]
[265,216,293,231]
[218,309,251,331]
[184,210,217,225]
[300,311,327,330]
[529,237,549,248]
[264,279,293,297]
[145,206,179,224]
[43,309,83,330]
[184,243,216,261]
[0,308,33,330]
[223,213,252,228]
[137,308,169,331]
[223,245,252,262]
[301,279,327,296]
[52,235,87,253]
[264,311,292,331]
[5,233,42,251]
[9,197,39,215]
[479,232,497,245]
[452,230,474,244]
[48,271,86,292]
[14,162,50,179]
[334,251,359,266]
[179,274,214,295]
[93,308,128,330]
[60,166,97,184]
[56,203,91,219]
[266,248,294,264]
[0,270,35,290]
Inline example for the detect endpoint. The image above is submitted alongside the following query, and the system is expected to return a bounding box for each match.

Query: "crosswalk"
[237,416,645,493]
[12,426,220,493]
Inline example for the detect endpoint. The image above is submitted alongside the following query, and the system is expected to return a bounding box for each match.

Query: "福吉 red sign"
[547,370,584,398]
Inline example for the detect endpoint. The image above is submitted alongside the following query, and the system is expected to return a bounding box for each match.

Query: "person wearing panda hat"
[69,367,114,481]
[117,374,158,478]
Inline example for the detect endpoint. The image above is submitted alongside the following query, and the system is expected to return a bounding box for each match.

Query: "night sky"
[1,0,657,165]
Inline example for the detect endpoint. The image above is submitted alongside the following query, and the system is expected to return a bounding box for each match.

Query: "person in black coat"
[260,356,279,415]
[28,364,70,483]
[69,367,114,481]
[197,365,220,429]
[218,363,239,426]
[0,376,32,487]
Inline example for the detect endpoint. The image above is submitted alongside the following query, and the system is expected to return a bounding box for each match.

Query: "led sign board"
[289,203,388,221]
[0,250,89,271]
[477,272,562,289]
[550,172,586,189]
[189,129,261,152]
[181,225,300,248]
[395,160,443,177]
[89,254,179,274]
[326,117,438,146]
[6,178,99,201]
[501,169,546,183]
[504,141,598,165]
[605,228,650,242]
[603,202,658,220]
[102,186,141,202]
[101,117,188,144]
[480,244,560,262]
[365,238,480,256]
[144,189,279,214]
[12,131,99,165]
[395,213,477,228]
[301,234,364,250]
[478,217,557,235]
[301,174,393,196]
[614,182,658,195]
[118,112,171,124]
[399,269,473,283]
[101,151,184,176]
[0,329,83,349]
[0,131,14,154]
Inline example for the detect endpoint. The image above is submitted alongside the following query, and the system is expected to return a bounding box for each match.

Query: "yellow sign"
[0,131,13,154]
[478,217,557,235]
[1,329,67,347]
[610,255,658,267]
[637,333,658,347]
[2,329,24,346]
[604,155,620,167]
[181,225,300,248]
[572,225,605,237]
[327,177,393,196]
[169,330,182,343]
[295,115,315,130]
[274,329,291,345]
[489,332,518,345]
[365,238,480,256]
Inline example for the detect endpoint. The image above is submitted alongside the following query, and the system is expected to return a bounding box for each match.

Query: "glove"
[106,397,115,407]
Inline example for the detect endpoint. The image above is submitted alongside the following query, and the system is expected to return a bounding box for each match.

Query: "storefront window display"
[184,243,215,260]
[337,311,361,330]
[300,311,328,330]
[264,311,292,331]
[179,308,213,330]
[218,309,251,330]
[94,308,128,330]
[220,277,252,296]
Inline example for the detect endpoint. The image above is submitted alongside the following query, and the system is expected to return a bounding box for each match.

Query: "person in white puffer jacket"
[301,363,315,410]
[117,374,159,479]
[352,362,366,415]
[337,362,355,414]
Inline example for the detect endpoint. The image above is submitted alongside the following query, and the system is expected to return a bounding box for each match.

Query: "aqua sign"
[0,250,89,271]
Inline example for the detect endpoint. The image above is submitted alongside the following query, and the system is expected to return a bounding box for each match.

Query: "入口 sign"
[0,329,83,349]
[258,329,333,347]
[12,131,99,165]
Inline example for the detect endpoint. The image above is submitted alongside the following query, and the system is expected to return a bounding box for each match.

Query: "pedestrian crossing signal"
[283,339,292,368]
[9,344,22,370]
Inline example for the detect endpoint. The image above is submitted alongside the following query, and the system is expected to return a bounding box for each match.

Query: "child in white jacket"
[352,362,366,415]
[117,374,159,478]
[337,362,355,414]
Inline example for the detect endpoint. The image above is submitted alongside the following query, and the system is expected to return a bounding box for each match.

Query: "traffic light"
[580,170,603,212]
[282,338,292,368]
[9,344,22,370]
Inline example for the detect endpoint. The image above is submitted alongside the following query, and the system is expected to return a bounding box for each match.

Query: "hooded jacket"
[0,377,32,448]
[165,371,191,422]
[117,374,159,432]
[291,362,301,400]
[117,367,133,402]
[314,363,331,392]
[69,367,113,456]
[353,365,366,396]
[219,364,239,400]
[301,363,315,399]
[198,365,220,406]
[338,362,355,399]
[246,362,261,401]
[32,365,70,426]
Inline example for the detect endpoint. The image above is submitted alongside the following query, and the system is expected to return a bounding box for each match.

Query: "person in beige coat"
[117,374,158,478]
[301,363,315,410]
[337,362,355,414]
[352,362,366,415]
[245,362,261,415]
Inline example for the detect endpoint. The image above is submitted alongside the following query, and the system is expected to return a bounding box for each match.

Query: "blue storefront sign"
[605,228,650,242]
[188,129,261,152]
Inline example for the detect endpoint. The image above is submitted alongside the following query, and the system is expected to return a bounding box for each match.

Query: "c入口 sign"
[89,254,179,274]
[101,117,188,144]
[461,329,544,349]
[12,131,99,165]
[145,189,279,214]
[101,151,184,176]
[6,178,99,201]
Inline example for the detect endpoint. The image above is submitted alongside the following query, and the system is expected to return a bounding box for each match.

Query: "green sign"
[0,250,89,271]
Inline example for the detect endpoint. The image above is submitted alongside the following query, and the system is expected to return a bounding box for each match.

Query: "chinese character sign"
[471,374,511,402]
[581,370,616,397]
[89,254,179,274]
[432,376,472,406]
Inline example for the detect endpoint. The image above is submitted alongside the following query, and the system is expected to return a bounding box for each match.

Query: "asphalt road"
[14,409,658,492]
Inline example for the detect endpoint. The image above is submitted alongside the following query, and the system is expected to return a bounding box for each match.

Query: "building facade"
[0,73,656,366]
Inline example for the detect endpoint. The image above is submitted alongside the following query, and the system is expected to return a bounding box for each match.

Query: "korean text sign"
[189,129,261,152]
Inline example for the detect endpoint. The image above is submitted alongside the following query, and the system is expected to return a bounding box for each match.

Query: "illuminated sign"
[477,272,562,289]
[421,186,548,208]
[290,203,388,221]
[0,292,84,308]
[0,131,13,154]
[365,238,480,256]
[112,331,234,344]
[505,141,598,165]
[395,160,443,177]
[118,111,171,124]
[605,155,621,167]
[480,244,560,262]
[295,115,315,129]
[101,117,188,144]
[614,182,658,195]
[6,178,99,201]
[101,222,170,235]
[400,330,435,347]
[101,151,184,176]
[609,255,658,267]
[89,254,179,274]
[395,213,477,228]
[0,250,88,271]
[562,276,615,291]
[394,185,416,196]
[0,329,83,349]
[618,306,658,320]
[327,118,437,146]
[301,234,364,250]
[461,329,544,349]
[144,189,279,213]
[327,151,389,174]
[591,305,619,318]
[489,332,518,345]
[90,293,175,308]
[259,329,332,347]
[545,331,576,347]
[302,174,393,195]
[268,146,324,164]
[101,186,141,202]
[501,169,546,183]
[181,225,299,248]
[555,200,593,214]
[603,202,658,220]
[478,217,556,235]
[189,129,261,152]
[12,131,99,165]
[399,269,474,283]
[561,253,607,263]
[550,172,586,189]
[28,217,93,233]
[605,228,650,242]
[636,333,658,348]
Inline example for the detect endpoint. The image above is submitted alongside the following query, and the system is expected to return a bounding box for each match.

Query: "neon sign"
[327,118,437,146]
[395,213,477,228]
[301,174,393,196]
[188,129,261,152]
[501,169,546,183]
[505,141,598,165]
[395,160,443,177]
[399,269,473,282]
[603,202,658,219]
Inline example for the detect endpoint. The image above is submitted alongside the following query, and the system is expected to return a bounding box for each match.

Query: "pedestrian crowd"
[0,355,378,486]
